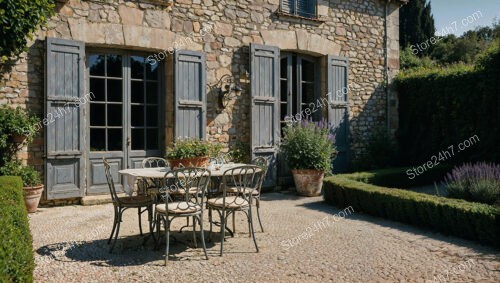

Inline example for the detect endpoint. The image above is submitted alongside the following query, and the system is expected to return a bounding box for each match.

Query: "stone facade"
[0,0,401,197]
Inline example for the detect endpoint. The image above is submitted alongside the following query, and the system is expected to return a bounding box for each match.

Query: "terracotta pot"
[23,185,44,213]
[291,169,324,197]
[12,133,27,144]
[168,156,210,169]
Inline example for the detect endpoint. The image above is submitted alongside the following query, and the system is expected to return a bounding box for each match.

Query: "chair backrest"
[159,167,211,214]
[103,158,120,204]
[221,165,263,206]
[251,157,268,192]
[142,157,167,168]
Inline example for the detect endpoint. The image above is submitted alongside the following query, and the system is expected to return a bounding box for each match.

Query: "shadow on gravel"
[36,231,221,266]
[299,199,500,255]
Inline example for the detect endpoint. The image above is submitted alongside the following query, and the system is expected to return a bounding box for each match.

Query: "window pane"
[90,129,105,151]
[146,129,159,150]
[106,55,122,77]
[131,105,144,127]
[107,104,122,126]
[88,55,105,76]
[132,129,145,150]
[107,79,123,102]
[131,81,144,103]
[146,60,158,80]
[146,106,158,127]
[280,57,288,79]
[90,104,105,126]
[90,78,105,102]
[108,129,123,151]
[131,56,145,79]
[302,60,315,82]
[280,80,288,103]
[146,82,158,104]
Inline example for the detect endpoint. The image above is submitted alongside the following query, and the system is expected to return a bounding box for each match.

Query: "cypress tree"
[400,0,436,54]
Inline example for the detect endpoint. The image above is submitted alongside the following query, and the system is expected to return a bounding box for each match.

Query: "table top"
[118,163,258,179]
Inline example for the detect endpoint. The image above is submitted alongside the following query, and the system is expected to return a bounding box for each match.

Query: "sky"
[429,0,500,36]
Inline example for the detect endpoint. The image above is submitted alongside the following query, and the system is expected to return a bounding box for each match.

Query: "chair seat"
[168,187,199,195]
[156,202,201,214]
[207,196,249,209]
[226,187,259,196]
[118,195,153,206]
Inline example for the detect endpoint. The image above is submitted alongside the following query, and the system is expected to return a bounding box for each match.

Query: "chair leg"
[108,206,118,244]
[110,209,122,253]
[248,209,259,253]
[165,218,170,265]
[138,207,143,236]
[192,216,198,248]
[256,201,264,233]
[232,212,236,235]
[208,208,213,242]
[219,211,226,256]
[198,215,209,260]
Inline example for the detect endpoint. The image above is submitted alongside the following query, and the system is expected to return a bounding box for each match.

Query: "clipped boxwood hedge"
[0,176,34,282]
[323,168,500,247]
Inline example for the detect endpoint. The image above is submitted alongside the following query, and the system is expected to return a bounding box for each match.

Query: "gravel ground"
[30,192,499,282]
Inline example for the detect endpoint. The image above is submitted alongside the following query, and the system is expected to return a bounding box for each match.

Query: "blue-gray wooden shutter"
[250,43,280,187]
[174,50,206,139]
[280,0,296,14]
[297,0,316,18]
[327,55,350,173]
[45,38,85,199]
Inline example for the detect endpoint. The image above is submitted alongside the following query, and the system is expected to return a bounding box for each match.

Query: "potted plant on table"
[0,160,44,213]
[280,120,337,196]
[167,138,222,169]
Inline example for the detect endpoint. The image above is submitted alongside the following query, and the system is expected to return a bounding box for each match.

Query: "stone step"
[81,194,124,206]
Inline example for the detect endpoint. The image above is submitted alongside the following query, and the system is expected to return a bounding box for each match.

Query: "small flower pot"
[168,156,210,169]
[23,185,44,213]
[291,169,324,197]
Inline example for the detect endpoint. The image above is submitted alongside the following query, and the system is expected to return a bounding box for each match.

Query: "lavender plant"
[443,162,500,205]
[280,119,337,174]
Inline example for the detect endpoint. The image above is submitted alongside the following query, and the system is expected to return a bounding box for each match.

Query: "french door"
[86,51,163,195]
[279,53,319,185]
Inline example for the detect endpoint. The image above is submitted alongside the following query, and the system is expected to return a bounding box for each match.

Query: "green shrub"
[323,169,500,246]
[352,126,399,170]
[443,162,500,205]
[280,120,336,173]
[0,0,55,61]
[166,138,222,160]
[0,160,41,187]
[395,47,500,166]
[0,176,34,282]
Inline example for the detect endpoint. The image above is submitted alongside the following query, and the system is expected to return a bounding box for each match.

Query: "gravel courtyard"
[30,192,499,282]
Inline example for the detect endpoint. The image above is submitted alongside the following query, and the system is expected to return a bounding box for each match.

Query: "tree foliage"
[0,0,55,62]
[399,0,435,51]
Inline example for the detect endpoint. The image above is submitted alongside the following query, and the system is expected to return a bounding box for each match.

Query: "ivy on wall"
[0,0,54,62]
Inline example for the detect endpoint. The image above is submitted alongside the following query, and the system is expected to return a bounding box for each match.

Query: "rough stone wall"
[0,0,400,178]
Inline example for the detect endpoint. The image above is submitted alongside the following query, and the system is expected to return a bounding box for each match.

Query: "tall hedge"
[395,46,500,165]
[0,176,34,282]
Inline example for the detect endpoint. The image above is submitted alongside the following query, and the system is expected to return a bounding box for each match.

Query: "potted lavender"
[280,120,337,196]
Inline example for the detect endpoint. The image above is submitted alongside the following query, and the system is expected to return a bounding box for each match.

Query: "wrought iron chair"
[103,158,154,253]
[142,157,168,168]
[207,165,262,256]
[250,156,268,232]
[140,157,168,200]
[155,167,211,264]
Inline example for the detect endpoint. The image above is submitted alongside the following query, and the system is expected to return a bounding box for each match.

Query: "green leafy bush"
[229,141,251,163]
[400,47,436,70]
[0,160,41,187]
[395,46,500,166]
[280,120,336,173]
[443,162,500,205]
[323,168,500,246]
[0,0,55,61]
[0,176,34,282]
[167,138,222,160]
[0,106,40,167]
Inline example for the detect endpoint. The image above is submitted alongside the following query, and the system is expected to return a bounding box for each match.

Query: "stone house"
[0,0,405,202]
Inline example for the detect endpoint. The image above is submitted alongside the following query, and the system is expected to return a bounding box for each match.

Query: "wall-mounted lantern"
[209,74,242,113]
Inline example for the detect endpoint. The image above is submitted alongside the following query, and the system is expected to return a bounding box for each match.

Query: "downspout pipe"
[384,0,391,135]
